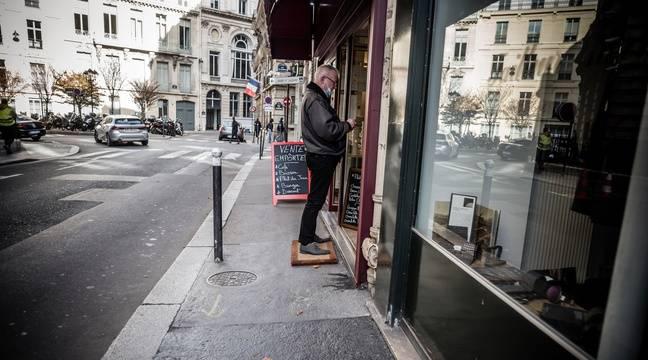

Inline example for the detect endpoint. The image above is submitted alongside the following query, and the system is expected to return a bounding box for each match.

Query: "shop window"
[407,0,644,357]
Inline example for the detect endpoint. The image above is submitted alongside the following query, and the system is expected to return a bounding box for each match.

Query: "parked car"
[94,115,149,146]
[497,138,533,160]
[16,115,46,141]
[218,120,245,142]
[435,131,459,159]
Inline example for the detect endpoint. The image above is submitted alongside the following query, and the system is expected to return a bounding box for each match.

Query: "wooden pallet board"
[290,240,338,266]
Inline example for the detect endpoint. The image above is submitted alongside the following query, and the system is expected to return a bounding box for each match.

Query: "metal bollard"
[212,148,223,262]
[480,159,495,208]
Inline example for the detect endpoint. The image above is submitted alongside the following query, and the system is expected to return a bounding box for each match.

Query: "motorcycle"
[175,121,184,136]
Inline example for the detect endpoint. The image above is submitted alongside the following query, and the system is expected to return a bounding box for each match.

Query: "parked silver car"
[435,131,459,159]
[94,115,149,146]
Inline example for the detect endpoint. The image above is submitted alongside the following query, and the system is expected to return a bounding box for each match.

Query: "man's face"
[322,71,338,91]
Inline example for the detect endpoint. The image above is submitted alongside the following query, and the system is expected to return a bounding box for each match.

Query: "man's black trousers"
[298,153,340,245]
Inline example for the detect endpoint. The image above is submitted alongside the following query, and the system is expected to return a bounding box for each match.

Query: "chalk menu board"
[271,141,309,205]
[342,168,362,229]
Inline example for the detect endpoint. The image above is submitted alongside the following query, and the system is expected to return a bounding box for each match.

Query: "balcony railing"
[210,75,220,82]
[494,35,507,44]
[104,33,117,39]
[490,71,503,79]
[28,39,42,49]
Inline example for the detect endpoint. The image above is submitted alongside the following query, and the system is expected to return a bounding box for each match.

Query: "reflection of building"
[439,1,596,140]
[1,0,257,132]
[251,8,305,140]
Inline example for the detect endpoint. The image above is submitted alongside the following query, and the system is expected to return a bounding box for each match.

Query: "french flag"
[245,78,260,97]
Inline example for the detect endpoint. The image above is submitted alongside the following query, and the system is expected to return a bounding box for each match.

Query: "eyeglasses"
[323,75,338,87]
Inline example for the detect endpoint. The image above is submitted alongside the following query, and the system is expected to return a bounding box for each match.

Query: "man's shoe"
[313,235,332,244]
[299,243,330,256]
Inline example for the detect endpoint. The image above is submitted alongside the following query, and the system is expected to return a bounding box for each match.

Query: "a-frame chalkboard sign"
[271,141,310,205]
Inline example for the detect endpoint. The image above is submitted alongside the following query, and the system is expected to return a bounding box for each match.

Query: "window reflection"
[412,0,645,356]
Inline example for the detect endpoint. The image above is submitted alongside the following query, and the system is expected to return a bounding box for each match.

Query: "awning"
[263,0,368,61]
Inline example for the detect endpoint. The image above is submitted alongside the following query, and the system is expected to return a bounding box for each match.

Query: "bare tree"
[129,79,160,120]
[440,94,479,135]
[474,88,511,139]
[0,69,28,101]
[100,56,125,114]
[31,65,57,117]
[503,95,540,138]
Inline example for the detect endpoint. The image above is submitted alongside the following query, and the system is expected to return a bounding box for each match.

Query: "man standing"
[254,118,261,143]
[298,65,355,255]
[230,117,240,144]
[536,127,552,172]
[266,119,274,143]
[0,98,17,155]
[276,118,285,142]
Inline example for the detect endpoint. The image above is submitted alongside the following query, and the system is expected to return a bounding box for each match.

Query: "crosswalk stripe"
[57,151,127,170]
[50,174,147,182]
[72,150,115,159]
[190,151,211,161]
[159,150,192,159]
[222,153,241,160]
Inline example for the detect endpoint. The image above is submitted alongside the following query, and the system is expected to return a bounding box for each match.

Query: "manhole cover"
[207,271,257,287]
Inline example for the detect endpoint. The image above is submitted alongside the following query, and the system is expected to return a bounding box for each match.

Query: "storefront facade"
[378,0,648,358]
[261,0,648,358]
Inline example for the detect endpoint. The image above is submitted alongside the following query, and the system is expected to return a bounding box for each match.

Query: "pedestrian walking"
[230,117,240,144]
[0,98,17,155]
[276,118,285,142]
[266,119,274,143]
[298,65,355,255]
[254,118,261,143]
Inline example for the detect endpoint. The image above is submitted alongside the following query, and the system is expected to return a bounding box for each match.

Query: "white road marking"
[50,174,147,182]
[71,150,115,159]
[189,151,210,161]
[158,150,192,159]
[222,152,241,160]
[57,151,127,170]
[0,174,22,180]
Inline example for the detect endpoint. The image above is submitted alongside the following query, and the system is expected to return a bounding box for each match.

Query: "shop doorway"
[206,90,221,130]
[176,101,195,131]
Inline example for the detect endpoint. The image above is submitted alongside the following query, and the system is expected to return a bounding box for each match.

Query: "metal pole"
[480,159,494,208]
[212,148,223,262]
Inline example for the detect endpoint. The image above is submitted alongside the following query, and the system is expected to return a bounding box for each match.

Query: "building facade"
[0,0,257,132]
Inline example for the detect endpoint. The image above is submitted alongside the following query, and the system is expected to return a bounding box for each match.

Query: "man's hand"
[346,119,356,130]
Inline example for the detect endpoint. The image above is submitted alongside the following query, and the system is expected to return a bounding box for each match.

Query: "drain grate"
[207,271,257,287]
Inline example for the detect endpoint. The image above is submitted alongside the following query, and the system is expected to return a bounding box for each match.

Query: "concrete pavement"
[102,152,406,360]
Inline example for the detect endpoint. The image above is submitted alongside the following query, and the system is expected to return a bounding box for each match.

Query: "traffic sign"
[269,76,304,85]
[283,97,292,106]
[264,96,272,104]
[249,105,257,113]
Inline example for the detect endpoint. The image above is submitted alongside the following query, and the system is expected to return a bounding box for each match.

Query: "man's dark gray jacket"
[301,82,351,156]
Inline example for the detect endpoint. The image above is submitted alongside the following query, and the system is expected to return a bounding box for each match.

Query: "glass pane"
[411,0,646,357]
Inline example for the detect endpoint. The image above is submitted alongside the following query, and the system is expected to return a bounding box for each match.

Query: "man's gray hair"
[315,64,338,80]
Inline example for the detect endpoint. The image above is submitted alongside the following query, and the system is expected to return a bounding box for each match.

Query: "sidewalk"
[0,139,79,166]
[102,154,398,360]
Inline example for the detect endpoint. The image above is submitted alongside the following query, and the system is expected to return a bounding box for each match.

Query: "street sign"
[264,96,272,104]
[249,105,257,113]
[269,76,304,85]
[277,63,289,72]
[283,97,292,106]
[274,102,284,110]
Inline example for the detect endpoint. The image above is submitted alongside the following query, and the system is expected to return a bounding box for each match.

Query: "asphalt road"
[0,133,261,360]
